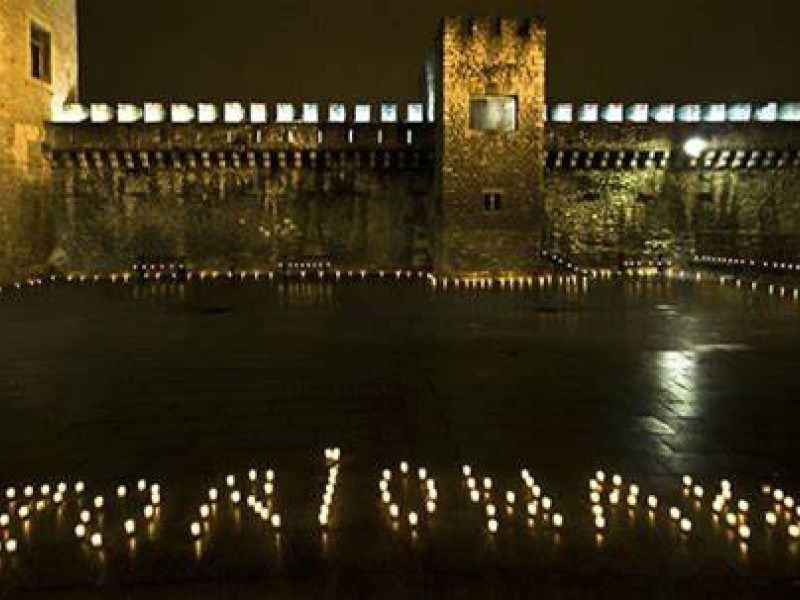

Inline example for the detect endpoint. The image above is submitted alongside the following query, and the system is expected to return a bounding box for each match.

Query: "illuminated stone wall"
[0,0,78,279]
[49,168,434,272]
[436,17,546,273]
[45,122,436,271]
[544,122,800,263]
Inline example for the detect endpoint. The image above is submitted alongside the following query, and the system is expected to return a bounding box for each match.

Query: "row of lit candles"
[429,274,588,291]
[0,270,433,292]
[694,255,800,272]
[3,467,800,555]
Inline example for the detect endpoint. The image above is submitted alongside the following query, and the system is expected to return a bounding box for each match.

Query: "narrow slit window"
[30,22,52,83]
[484,191,502,212]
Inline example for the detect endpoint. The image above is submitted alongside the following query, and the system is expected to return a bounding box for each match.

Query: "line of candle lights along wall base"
[2,462,800,564]
[0,259,799,305]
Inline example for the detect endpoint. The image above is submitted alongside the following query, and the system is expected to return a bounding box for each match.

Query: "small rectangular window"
[30,22,52,83]
[470,96,517,132]
[484,191,502,212]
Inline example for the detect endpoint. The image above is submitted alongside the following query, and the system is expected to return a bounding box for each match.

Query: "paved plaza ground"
[1,276,800,597]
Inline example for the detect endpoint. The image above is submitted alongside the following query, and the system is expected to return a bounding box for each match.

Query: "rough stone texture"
[0,0,78,279]
[436,16,546,274]
[44,123,436,270]
[51,167,434,271]
[545,123,800,263]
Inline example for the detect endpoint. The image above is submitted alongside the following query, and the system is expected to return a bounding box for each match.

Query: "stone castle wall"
[46,122,436,271]
[0,0,78,279]
[545,122,800,263]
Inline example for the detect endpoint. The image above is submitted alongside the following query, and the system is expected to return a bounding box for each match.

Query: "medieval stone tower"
[435,16,546,273]
[0,0,78,278]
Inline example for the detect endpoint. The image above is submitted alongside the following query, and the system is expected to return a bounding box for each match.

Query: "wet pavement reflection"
[1,277,800,596]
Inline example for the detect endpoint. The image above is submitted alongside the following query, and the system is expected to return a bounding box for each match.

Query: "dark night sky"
[78,0,800,104]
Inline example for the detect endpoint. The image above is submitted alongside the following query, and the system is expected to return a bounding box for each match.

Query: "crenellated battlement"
[440,16,545,43]
[52,101,431,126]
[546,102,800,124]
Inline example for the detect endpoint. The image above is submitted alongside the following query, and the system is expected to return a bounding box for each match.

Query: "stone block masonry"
[0,0,78,280]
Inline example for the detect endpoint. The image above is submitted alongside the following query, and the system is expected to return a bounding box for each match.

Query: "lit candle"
[553,513,564,528]
[90,533,103,548]
[200,505,210,519]
[488,518,499,533]
[669,507,681,521]
[93,496,104,509]
[408,512,419,527]
[80,510,91,523]
[208,488,218,501]
[680,518,692,533]
[124,519,136,535]
[117,485,127,498]
[230,491,241,504]
[190,522,202,537]
[765,512,777,526]
[389,504,399,519]
[647,495,658,509]
[738,524,751,540]
[270,514,282,529]
[5,539,17,554]
[74,524,86,539]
